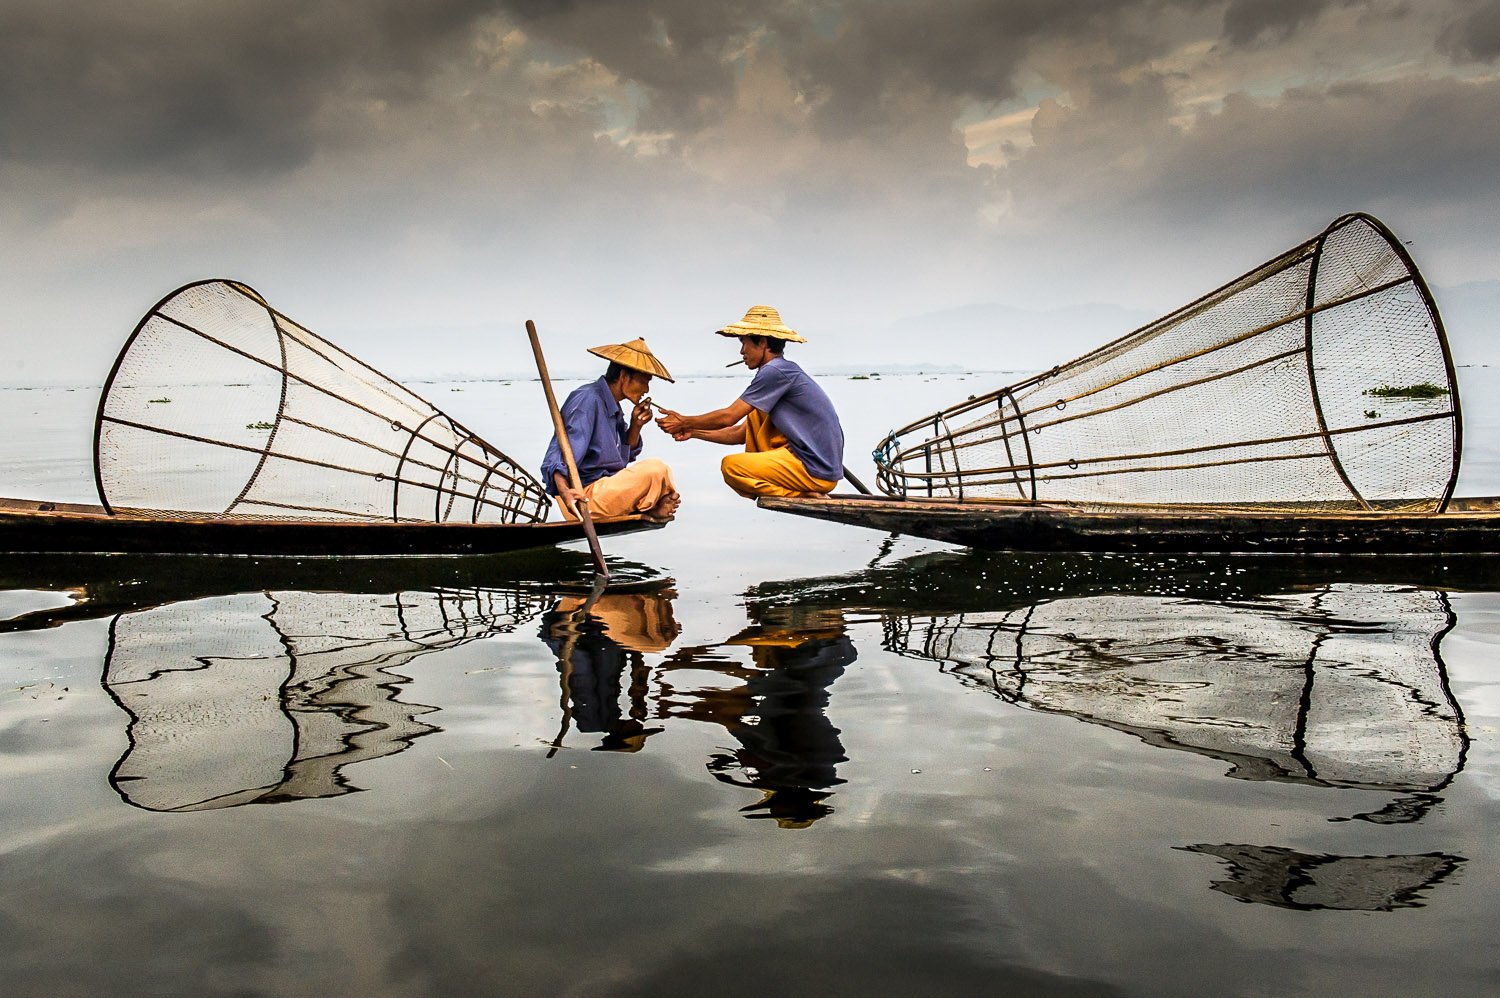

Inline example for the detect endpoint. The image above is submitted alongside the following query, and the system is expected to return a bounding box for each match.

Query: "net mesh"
[873,214,1462,511]
[95,280,550,523]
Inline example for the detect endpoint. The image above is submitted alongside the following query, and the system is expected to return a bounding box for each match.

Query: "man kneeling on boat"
[542,338,681,521]
[654,306,844,499]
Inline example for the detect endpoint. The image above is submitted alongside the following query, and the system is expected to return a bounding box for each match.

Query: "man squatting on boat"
[655,306,846,499]
[541,338,682,521]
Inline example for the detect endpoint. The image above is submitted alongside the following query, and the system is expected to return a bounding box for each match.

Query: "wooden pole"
[842,465,872,495]
[527,319,609,580]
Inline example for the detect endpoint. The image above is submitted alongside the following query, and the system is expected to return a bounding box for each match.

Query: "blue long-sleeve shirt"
[540,376,642,495]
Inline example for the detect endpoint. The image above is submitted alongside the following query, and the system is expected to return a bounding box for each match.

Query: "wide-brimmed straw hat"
[587,337,674,382]
[714,305,807,343]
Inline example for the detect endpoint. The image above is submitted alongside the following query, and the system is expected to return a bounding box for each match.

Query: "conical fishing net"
[94,280,550,523]
[873,213,1462,511]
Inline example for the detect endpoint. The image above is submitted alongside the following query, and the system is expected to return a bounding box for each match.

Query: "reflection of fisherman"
[541,338,681,521]
[661,606,854,828]
[543,591,680,752]
[655,307,845,499]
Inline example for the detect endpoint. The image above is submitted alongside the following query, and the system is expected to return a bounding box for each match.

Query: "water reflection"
[669,607,854,828]
[1180,844,1463,911]
[878,583,1473,908]
[886,586,1467,796]
[544,595,855,827]
[749,550,1478,905]
[542,590,680,752]
[103,587,548,811]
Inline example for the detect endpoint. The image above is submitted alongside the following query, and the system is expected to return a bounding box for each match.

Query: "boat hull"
[757,495,1500,555]
[0,497,663,556]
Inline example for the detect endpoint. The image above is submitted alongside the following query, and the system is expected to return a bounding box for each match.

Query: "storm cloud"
[1,0,1497,383]
[0,0,507,177]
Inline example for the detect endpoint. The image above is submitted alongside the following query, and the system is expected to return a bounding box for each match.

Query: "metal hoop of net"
[873,213,1462,512]
[94,280,550,523]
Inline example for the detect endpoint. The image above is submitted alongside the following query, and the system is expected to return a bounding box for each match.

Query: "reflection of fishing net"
[95,280,549,523]
[874,213,1462,511]
[886,586,1465,792]
[105,587,548,811]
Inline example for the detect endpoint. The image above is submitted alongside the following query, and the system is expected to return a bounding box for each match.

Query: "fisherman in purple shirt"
[655,306,844,498]
[541,338,680,521]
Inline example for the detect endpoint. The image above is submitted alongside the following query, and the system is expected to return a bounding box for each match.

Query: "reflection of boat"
[1181,843,1463,911]
[746,544,1499,616]
[749,551,1478,801]
[886,586,1466,793]
[757,493,1500,554]
[0,548,652,633]
[103,587,548,811]
[0,495,663,557]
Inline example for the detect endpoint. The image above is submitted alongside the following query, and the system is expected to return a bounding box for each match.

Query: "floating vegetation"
[850,375,870,380]
[149,398,170,404]
[1363,382,1450,399]
[1365,410,1379,419]
[246,421,275,430]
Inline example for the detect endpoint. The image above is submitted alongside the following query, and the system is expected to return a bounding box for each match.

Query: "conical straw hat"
[587,337,674,382]
[714,305,807,343]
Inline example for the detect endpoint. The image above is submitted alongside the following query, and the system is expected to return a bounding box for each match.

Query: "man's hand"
[629,397,653,433]
[655,407,685,437]
[553,472,585,519]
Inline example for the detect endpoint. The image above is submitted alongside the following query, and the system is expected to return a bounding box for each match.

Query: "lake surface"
[2,370,1499,997]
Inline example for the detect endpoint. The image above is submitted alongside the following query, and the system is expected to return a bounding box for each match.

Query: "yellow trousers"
[559,458,675,520]
[721,411,836,499]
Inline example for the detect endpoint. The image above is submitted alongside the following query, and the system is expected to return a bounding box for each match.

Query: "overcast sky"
[3,0,1499,383]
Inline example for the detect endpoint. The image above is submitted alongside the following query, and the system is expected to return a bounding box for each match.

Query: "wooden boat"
[0,496,664,557]
[757,494,1500,555]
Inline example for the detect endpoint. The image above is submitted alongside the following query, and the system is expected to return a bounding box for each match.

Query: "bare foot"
[647,491,681,520]
[792,490,830,499]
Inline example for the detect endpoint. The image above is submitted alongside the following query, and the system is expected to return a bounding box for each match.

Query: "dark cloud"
[500,0,765,136]
[0,0,503,177]
[995,70,1500,265]
[1160,76,1500,216]
[1438,0,1500,61]
[779,0,1179,140]
[1220,0,1351,46]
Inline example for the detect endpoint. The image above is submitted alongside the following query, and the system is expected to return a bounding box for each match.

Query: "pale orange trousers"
[559,458,676,520]
[721,411,836,499]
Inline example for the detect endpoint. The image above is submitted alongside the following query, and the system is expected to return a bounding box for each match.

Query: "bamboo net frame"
[94,280,550,523]
[873,214,1463,512]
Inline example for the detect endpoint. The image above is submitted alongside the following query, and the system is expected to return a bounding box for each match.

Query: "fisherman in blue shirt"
[655,306,844,498]
[541,338,680,521]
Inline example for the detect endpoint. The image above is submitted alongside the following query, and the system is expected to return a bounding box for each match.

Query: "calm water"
[2,371,1499,997]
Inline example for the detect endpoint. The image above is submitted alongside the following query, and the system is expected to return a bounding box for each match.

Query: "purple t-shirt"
[740,357,844,483]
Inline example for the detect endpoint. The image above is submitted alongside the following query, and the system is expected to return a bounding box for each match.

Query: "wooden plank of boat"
[756,494,1500,555]
[0,496,664,556]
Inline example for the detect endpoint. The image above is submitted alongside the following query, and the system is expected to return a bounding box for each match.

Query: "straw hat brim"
[715,322,807,343]
[714,305,807,343]
[588,338,674,382]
